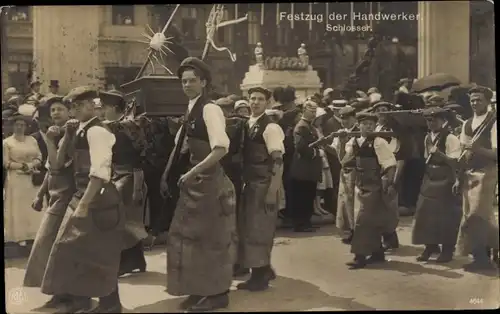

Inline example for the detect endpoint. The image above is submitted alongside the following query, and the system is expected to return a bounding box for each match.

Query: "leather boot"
[416,244,440,262]
[233,264,250,278]
[55,296,91,314]
[435,245,454,263]
[237,266,272,291]
[464,248,496,272]
[180,295,203,310]
[85,287,122,313]
[32,294,72,311]
[346,254,367,269]
[382,231,400,250]
[341,230,354,245]
[367,249,386,264]
[118,242,146,276]
[186,291,229,312]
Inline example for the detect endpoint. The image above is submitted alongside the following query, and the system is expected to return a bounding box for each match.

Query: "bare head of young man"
[181,68,207,100]
[249,91,269,117]
[50,101,70,126]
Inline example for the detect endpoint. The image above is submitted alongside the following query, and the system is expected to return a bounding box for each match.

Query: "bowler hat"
[177,57,212,83]
[49,80,59,88]
[63,86,99,104]
[356,112,378,122]
[248,87,272,100]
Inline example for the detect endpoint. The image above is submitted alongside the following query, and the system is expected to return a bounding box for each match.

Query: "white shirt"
[175,95,230,154]
[248,113,285,154]
[375,123,399,154]
[425,132,461,159]
[77,117,116,182]
[345,137,397,170]
[460,112,497,149]
[330,124,358,153]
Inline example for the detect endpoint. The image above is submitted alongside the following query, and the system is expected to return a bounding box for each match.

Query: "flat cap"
[234,99,250,110]
[468,85,493,100]
[100,89,126,109]
[5,87,18,95]
[371,101,395,111]
[303,100,318,111]
[215,97,233,107]
[17,103,37,117]
[248,87,272,100]
[63,86,99,104]
[41,95,66,109]
[356,112,378,122]
[330,99,348,109]
[177,57,212,83]
[8,111,33,123]
[338,105,357,118]
[422,106,448,118]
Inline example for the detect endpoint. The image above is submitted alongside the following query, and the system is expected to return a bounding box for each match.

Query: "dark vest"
[425,130,450,166]
[243,114,273,182]
[73,118,106,193]
[107,121,141,169]
[463,112,495,169]
[352,138,382,190]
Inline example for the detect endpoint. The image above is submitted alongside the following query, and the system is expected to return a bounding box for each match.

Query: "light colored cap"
[369,93,382,104]
[234,99,249,111]
[323,88,334,97]
[18,103,37,117]
[5,87,18,95]
[303,100,318,111]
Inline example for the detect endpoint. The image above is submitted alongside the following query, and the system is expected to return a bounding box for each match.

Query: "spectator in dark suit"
[289,100,323,232]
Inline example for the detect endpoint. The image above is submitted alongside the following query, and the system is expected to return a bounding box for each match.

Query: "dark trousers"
[119,241,146,272]
[399,158,425,208]
[224,165,243,213]
[290,179,317,228]
[282,160,294,218]
[143,165,170,236]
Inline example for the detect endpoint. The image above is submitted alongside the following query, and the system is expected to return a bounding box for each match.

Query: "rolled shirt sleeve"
[202,103,230,153]
[445,134,462,159]
[491,121,497,149]
[373,137,397,170]
[331,137,340,153]
[345,137,355,156]
[262,123,285,154]
[86,126,116,182]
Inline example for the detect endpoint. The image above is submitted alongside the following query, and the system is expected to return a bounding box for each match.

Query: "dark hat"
[248,87,272,100]
[338,105,356,118]
[356,112,378,122]
[177,57,212,83]
[468,85,493,100]
[422,106,448,119]
[30,78,42,87]
[49,80,59,88]
[63,86,99,104]
[99,89,126,110]
[44,95,66,109]
[7,112,32,123]
[443,102,462,112]
[371,101,395,111]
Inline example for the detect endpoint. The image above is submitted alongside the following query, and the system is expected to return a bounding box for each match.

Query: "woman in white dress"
[3,113,43,245]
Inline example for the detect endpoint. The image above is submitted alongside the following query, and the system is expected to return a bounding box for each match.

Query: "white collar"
[249,113,265,121]
[78,116,99,132]
[473,111,488,119]
[189,94,202,105]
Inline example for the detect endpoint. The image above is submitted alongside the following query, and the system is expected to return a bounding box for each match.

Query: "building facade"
[1,3,495,96]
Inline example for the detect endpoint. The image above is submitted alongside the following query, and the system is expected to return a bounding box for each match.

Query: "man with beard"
[100,90,148,276]
[236,87,284,291]
[161,57,236,311]
[343,112,397,269]
[41,86,124,313]
[456,86,498,271]
[412,107,462,263]
[24,96,75,310]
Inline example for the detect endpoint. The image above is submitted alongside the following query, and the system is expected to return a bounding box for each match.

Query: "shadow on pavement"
[132,276,376,312]
[386,245,422,257]
[277,226,338,239]
[119,271,166,287]
[369,260,464,279]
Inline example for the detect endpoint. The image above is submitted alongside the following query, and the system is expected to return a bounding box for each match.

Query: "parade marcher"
[41,87,124,313]
[23,96,75,308]
[3,113,43,246]
[162,57,236,311]
[236,87,284,291]
[456,86,498,271]
[234,99,250,117]
[100,89,148,276]
[329,106,359,244]
[343,112,397,269]
[412,107,462,263]
[290,100,323,232]
[372,101,403,250]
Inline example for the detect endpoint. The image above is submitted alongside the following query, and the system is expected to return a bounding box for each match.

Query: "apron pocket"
[91,205,121,232]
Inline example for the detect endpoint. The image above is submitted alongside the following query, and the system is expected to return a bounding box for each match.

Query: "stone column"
[32,6,100,94]
[418,1,470,83]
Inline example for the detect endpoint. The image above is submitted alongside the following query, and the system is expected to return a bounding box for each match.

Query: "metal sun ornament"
[137,4,181,75]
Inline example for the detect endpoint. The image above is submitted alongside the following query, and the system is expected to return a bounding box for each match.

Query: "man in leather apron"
[327,106,359,245]
[100,90,148,276]
[342,112,397,269]
[456,86,498,271]
[373,101,403,250]
[412,107,462,263]
[162,57,236,312]
[24,96,76,310]
[41,87,124,313]
[236,87,284,292]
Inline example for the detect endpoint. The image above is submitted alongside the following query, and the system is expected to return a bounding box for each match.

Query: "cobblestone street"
[5,217,499,313]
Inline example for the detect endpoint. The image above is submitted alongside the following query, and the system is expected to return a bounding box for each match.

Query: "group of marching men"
[11,55,498,313]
